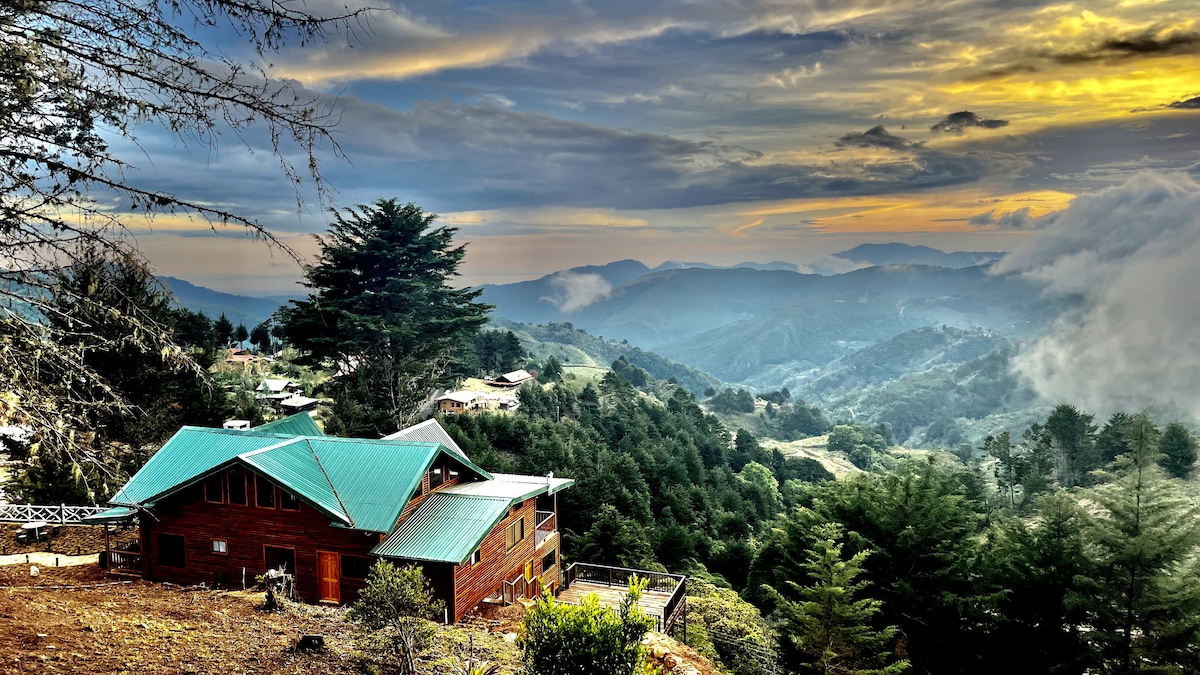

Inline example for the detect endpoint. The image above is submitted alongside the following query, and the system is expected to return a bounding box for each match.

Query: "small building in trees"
[436,390,486,414]
[487,369,533,387]
[85,415,572,620]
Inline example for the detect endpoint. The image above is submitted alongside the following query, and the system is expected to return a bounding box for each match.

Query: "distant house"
[255,379,298,395]
[487,369,533,387]
[85,414,572,620]
[278,395,319,414]
[221,420,251,431]
[436,390,485,414]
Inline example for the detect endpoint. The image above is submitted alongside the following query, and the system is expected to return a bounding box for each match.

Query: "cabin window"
[211,540,227,554]
[542,550,556,574]
[227,468,247,505]
[471,549,482,565]
[342,555,374,579]
[411,481,423,501]
[255,474,275,508]
[158,534,186,568]
[204,474,223,503]
[280,490,300,511]
[449,468,459,479]
[505,518,526,551]
[429,466,444,489]
[264,546,295,574]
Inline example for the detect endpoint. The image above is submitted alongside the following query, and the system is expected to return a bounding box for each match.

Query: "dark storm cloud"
[1167,96,1200,110]
[931,111,1009,134]
[1052,30,1200,64]
[834,125,916,150]
[972,30,1200,80]
[314,101,1022,210]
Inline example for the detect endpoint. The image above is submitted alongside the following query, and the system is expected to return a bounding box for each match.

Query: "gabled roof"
[254,413,324,437]
[496,369,532,383]
[372,492,511,564]
[256,379,294,392]
[382,418,467,459]
[436,390,483,404]
[108,427,493,534]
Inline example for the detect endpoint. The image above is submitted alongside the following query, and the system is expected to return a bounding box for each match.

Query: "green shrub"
[346,560,445,674]
[520,577,656,675]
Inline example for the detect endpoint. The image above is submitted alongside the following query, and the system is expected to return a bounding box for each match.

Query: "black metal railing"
[562,562,687,637]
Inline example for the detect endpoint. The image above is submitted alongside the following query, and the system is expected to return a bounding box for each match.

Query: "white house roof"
[279,396,319,409]
[382,418,468,460]
[436,390,484,404]
[256,379,293,393]
[496,369,532,383]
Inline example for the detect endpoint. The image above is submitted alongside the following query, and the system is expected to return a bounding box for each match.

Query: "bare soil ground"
[0,524,138,557]
[0,565,724,675]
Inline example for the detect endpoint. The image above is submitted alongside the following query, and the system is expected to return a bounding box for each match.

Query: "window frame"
[505,517,526,551]
[227,467,247,506]
[211,539,228,555]
[471,549,482,565]
[341,555,375,580]
[429,465,444,489]
[542,550,556,574]
[158,533,186,569]
[203,474,224,503]
[279,490,301,511]
[255,473,276,509]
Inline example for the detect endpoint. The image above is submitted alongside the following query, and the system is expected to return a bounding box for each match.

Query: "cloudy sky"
[122,0,1200,293]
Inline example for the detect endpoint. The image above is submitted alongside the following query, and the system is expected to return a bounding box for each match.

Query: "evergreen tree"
[983,491,1092,674]
[576,505,653,569]
[1097,412,1134,465]
[770,522,908,675]
[540,356,564,383]
[281,200,490,433]
[1158,422,1196,479]
[214,313,235,347]
[984,432,1023,508]
[234,323,249,349]
[250,322,272,352]
[1043,404,1098,488]
[1074,413,1200,673]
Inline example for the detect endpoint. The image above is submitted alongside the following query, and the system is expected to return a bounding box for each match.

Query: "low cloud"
[931,111,1009,135]
[1053,30,1200,64]
[835,125,916,151]
[798,255,874,275]
[540,272,613,311]
[993,170,1200,418]
[1168,95,1200,110]
[967,206,1034,229]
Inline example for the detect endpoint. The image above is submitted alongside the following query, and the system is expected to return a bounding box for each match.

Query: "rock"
[651,644,670,659]
[663,654,679,669]
[29,566,38,577]
[502,632,518,643]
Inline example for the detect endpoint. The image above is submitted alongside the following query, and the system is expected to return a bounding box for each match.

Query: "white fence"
[0,504,110,524]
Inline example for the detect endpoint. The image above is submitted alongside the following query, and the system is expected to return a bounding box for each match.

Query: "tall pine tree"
[770,522,908,675]
[1074,413,1200,673]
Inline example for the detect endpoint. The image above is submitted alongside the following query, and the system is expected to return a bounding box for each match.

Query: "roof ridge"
[238,436,306,458]
[305,439,355,528]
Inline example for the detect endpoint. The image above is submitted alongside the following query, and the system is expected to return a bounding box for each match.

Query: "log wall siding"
[140,471,382,604]
[448,497,559,622]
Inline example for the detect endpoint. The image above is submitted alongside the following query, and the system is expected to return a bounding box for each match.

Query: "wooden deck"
[556,581,674,621]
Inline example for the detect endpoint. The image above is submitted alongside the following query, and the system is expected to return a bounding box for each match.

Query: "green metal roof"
[108,426,498,534]
[254,413,324,437]
[111,427,292,506]
[372,492,511,564]
[80,506,138,524]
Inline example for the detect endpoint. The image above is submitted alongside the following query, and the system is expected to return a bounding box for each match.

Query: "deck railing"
[562,562,688,637]
[535,510,556,547]
[107,550,142,573]
[0,504,110,524]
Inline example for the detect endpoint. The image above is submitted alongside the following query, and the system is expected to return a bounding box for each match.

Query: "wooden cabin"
[86,414,571,621]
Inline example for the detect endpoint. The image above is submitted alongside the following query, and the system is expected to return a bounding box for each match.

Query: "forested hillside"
[442,363,1200,675]
[491,318,724,395]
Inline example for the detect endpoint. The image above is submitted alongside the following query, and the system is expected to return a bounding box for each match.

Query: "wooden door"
[318,552,340,603]
[524,560,533,582]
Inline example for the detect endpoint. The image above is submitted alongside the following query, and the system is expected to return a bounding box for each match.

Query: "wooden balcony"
[558,562,687,638]
[535,510,556,548]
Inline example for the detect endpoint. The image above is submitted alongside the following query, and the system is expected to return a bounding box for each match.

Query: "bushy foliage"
[520,579,655,675]
[685,580,778,675]
[710,388,755,414]
[346,561,445,674]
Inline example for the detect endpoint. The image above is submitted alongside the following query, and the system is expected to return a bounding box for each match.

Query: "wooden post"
[103,523,111,569]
